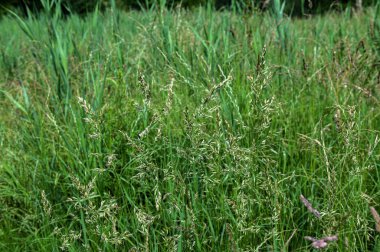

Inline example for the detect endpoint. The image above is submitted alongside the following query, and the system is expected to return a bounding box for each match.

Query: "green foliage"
[271,0,290,52]
[0,3,380,251]
[0,0,378,16]
[370,2,380,56]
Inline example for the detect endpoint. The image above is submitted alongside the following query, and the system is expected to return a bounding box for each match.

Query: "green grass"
[0,3,380,251]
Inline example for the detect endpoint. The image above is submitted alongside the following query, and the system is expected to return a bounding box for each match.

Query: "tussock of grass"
[0,3,380,251]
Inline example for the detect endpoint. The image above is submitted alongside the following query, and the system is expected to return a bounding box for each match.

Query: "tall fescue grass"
[0,1,380,251]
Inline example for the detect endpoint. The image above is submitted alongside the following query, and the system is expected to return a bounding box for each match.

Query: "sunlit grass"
[0,2,379,251]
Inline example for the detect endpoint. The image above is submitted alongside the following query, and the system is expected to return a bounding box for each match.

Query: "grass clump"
[0,3,380,251]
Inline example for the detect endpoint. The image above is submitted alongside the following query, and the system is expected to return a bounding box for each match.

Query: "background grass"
[0,2,380,251]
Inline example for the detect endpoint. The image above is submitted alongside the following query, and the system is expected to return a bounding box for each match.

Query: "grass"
[0,2,380,251]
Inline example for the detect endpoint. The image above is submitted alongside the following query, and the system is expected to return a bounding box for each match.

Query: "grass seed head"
[300,194,321,218]
[370,207,380,232]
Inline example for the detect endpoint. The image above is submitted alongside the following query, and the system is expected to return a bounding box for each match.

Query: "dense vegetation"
[0,0,376,15]
[0,1,380,251]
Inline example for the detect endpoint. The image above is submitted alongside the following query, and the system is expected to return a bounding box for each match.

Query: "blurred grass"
[0,2,380,251]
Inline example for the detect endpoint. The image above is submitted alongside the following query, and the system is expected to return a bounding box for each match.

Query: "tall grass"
[0,2,379,251]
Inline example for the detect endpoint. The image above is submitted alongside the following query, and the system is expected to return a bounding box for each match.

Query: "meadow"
[0,2,380,251]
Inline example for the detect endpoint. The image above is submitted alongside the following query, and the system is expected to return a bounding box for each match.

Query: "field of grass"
[0,2,380,251]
